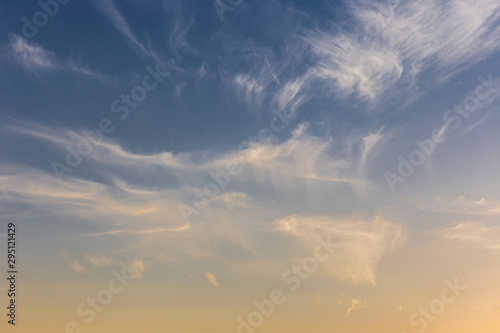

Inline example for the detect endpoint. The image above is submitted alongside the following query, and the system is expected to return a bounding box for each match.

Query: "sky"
[1,0,500,332]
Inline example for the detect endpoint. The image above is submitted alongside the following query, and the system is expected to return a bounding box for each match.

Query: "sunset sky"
[1,0,500,332]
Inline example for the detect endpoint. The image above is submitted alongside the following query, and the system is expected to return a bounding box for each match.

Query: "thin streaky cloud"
[83,225,193,237]
[61,251,87,274]
[4,34,103,77]
[4,121,380,189]
[439,223,500,250]
[84,254,118,267]
[425,196,500,216]
[92,0,160,62]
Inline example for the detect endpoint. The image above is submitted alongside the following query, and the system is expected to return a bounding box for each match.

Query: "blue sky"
[1,0,500,332]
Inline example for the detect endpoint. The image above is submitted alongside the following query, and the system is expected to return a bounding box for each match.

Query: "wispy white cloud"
[276,214,406,285]
[232,53,280,109]
[305,30,403,102]
[4,119,383,190]
[3,122,186,169]
[425,196,500,216]
[272,75,311,116]
[0,120,396,279]
[84,254,117,267]
[231,0,500,114]
[439,223,500,250]
[66,59,104,78]
[212,192,248,206]
[5,34,102,77]
[169,17,201,61]
[359,128,385,176]
[300,0,500,105]
[61,251,87,274]
[204,272,220,288]
[231,122,375,189]
[428,196,500,249]
[8,33,55,68]
[345,298,367,317]
[92,0,158,61]
[234,74,269,108]
[128,259,148,280]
